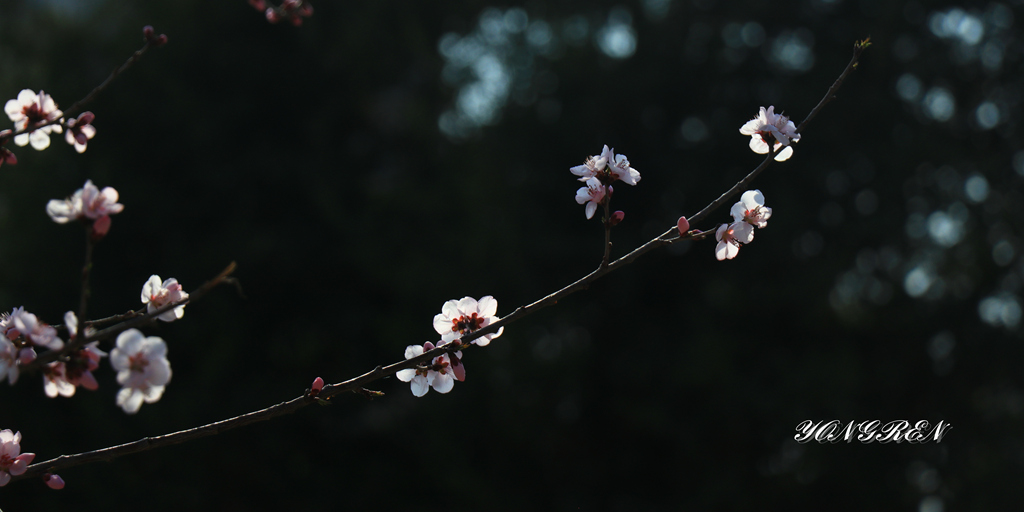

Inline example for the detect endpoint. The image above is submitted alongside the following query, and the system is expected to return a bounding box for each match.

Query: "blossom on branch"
[396,341,460,397]
[64,112,96,153]
[433,295,503,346]
[141,275,188,321]
[570,144,641,186]
[739,106,800,162]
[10,309,63,351]
[575,177,608,220]
[4,89,62,150]
[46,180,124,225]
[44,313,105,398]
[110,329,172,414]
[0,430,35,487]
[715,221,752,261]
[728,189,772,243]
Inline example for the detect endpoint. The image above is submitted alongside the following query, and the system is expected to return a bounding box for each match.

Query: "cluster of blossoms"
[42,312,105,398]
[2,89,97,162]
[739,106,800,162]
[397,296,503,396]
[713,190,772,261]
[0,273,182,411]
[570,145,640,220]
[249,0,313,25]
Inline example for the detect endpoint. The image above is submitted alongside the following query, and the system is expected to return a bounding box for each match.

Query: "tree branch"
[9,40,868,486]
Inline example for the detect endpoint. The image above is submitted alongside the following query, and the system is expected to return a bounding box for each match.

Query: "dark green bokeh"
[1,0,1022,510]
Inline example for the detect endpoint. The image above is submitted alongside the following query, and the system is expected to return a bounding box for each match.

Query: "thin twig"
[19,262,238,373]
[76,225,96,339]
[10,41,868,486]
[0,37,163,146]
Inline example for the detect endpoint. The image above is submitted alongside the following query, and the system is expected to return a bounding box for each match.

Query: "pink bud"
[154,34,168,46]
[0,148,15,166]
[91,215,111,239]
[43,473,65,490]
[311,377,324,394]
[142,25,154,39]
[248,0,266,10]
[608,210,625,227]
[18,347,36,365]
[265,8,280,22]
[677,216,690,235]
[289,15,303,26]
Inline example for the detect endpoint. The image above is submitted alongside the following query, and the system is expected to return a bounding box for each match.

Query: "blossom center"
[128,353,149,373]
[451,313,484,334]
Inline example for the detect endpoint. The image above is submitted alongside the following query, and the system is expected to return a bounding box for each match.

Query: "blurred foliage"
[2,0,1024,510]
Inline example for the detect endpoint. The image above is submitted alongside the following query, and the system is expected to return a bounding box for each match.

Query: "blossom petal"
[773,145,794,161]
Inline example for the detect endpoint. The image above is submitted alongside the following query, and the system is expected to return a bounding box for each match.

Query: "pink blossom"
[43,362,75,398]
[739,106,800,162]
[575,177,608,220]
[110,329,172,414]
[3,89,62,150]
[46,180,124,224]
[432,296,503,346]
[395,341,460,396]
[10,310,63,351]
[43,316,104,398]
[141,275,189,322]
[0,430,35,487]
[64,112,96,153]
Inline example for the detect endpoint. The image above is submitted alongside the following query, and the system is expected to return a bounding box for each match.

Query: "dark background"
[1,0,1022,510]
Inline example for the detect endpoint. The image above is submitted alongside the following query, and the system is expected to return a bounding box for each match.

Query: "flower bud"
[248,0,266,10]
[43,473,65,490]
[677,216,690,236]
[608,210,625,227]
[265,8,280,23]
[309,376,324,397]
[142,25,154,40]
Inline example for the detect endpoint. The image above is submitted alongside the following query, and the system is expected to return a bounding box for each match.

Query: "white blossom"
[395,341,460,396]
[432,295,503,346]
[739,106,800,161]
[110,329,172,414]
[141,275,188,322]
[4,89,62,150]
